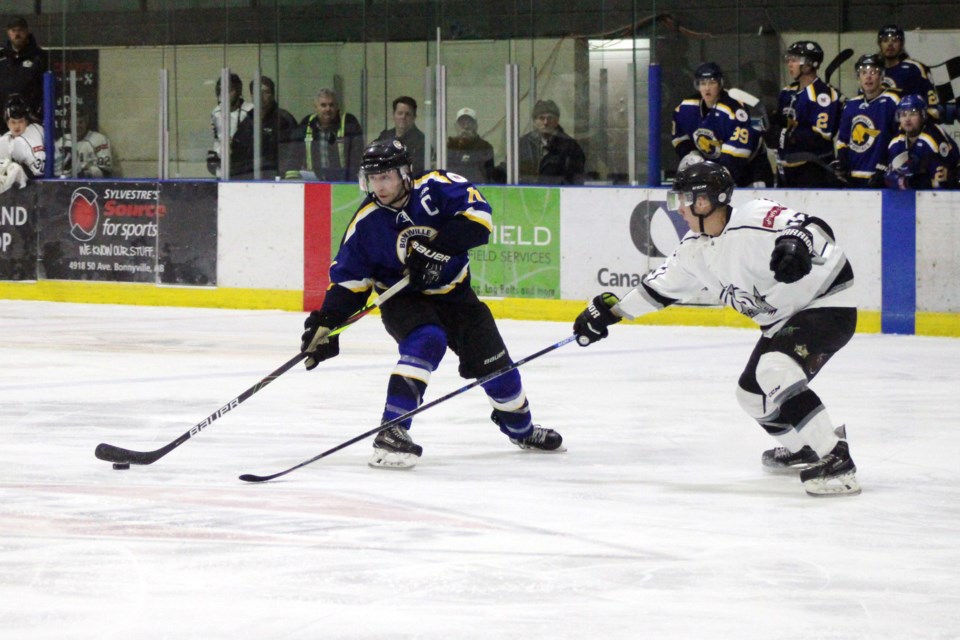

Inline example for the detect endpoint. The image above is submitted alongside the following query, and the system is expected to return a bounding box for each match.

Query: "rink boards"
[1,180,957,336]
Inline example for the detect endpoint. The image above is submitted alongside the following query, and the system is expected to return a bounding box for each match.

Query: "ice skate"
[368,425,422,469]
[800,440,861,497]
[761,445,819,473]
[510,426,565,452]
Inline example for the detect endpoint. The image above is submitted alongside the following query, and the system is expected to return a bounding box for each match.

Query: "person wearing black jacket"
[233,77,298,180]
[518,99,585,185]
[0,16,48,134]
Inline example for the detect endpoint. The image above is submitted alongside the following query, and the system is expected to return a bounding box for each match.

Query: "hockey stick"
[239,334,578,482]
[94,276,410,466]
[823,48,854,86]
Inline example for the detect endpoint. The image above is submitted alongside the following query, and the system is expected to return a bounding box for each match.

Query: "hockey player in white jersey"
[573,161,860,497]
[0,94,45,180]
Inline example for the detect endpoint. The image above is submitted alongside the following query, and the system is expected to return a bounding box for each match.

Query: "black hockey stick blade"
[94,277,410,467]
[239,334,578,483]
[824,48,854,85]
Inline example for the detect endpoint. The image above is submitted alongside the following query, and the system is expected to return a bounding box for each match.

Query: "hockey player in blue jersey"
[877,24,940,120]
[671,62,773,187]
[835,54,901,187]
[885,94,958,190]
[299,140,563,468]
[774,41,843,188]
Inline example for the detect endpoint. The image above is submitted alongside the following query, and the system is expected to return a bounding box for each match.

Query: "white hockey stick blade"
[728,87,760,107]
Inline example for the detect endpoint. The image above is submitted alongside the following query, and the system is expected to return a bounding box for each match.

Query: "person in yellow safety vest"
[286,88,363,182]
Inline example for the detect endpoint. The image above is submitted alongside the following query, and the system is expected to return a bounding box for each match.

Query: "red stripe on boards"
[303,183,331,311]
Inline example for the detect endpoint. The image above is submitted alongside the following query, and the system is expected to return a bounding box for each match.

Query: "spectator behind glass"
[287,88,363,182]
[446,108,496,184]
[0,16,48,135]
[375,96,428,174]
[0,94,45,179]
[232,76,298,180]
[54,111,115,178]
[518,99,585,185]
[207,73,254,178]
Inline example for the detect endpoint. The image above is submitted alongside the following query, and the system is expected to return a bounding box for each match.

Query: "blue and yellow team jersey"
[327,170,493,312]
[671,92,761,181]
[887,123,959,189]
[883,58,940,117]
[836,90,901,184]
[776,78,842,164]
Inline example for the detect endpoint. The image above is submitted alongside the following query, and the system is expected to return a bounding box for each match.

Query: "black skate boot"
[369,425,423,469]
[800,440,861,497]
[761,445,819,473]
[510,426,565,452]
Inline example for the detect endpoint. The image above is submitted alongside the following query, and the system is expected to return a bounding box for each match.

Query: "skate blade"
[512,443,568,453]
[803,472,861,497]
[368,449,419,470]
[762,463,814,475]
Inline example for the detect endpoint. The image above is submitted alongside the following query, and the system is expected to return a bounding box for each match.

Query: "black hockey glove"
[573,293,622,346]
[770,228,814,283]
[206,150,221,176]
[406,239,452,291]
[300,310,341,370]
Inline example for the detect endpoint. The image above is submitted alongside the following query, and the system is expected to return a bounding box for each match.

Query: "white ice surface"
[2,300,959,639]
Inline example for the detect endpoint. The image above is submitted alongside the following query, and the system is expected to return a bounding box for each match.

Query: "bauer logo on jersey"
[68,187,100,242]
[396,225,438,264]
[694,128,722,159]
[850,115,881,152]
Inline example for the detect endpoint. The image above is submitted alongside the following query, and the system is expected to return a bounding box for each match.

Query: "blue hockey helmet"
[785,41,824,69]
[877,24,905,42]
[694,62,724,87]
[896,94,927,119]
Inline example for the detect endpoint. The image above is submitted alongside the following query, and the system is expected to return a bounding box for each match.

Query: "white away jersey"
[618,198,856,335]
[0,123,46,177]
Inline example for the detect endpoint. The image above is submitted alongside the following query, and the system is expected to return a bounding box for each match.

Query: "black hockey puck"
[112,462,131,470]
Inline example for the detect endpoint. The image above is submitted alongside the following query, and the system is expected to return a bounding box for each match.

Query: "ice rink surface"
[2,299,959,639]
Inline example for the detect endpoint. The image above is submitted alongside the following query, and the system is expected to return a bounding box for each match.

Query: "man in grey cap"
[446,107,497,183]
[518,99,585,185]
[0,16,48,134]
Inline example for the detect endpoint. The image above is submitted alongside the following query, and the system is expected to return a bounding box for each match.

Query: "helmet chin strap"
[694,203,728,235]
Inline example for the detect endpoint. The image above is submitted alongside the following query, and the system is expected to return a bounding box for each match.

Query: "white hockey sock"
[772,428,807,453]
[797,406,840,458]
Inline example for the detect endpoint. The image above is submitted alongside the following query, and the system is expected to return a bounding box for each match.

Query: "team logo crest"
[817,93,832,107]
[720,284,777,319]
[68,187,99,242]
[693,128,722,160]
[850,115,880,153]
[395,225,437,264]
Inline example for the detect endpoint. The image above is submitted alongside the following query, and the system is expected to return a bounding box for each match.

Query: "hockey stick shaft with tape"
[94,277,410,466]
[239,334,578,483]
